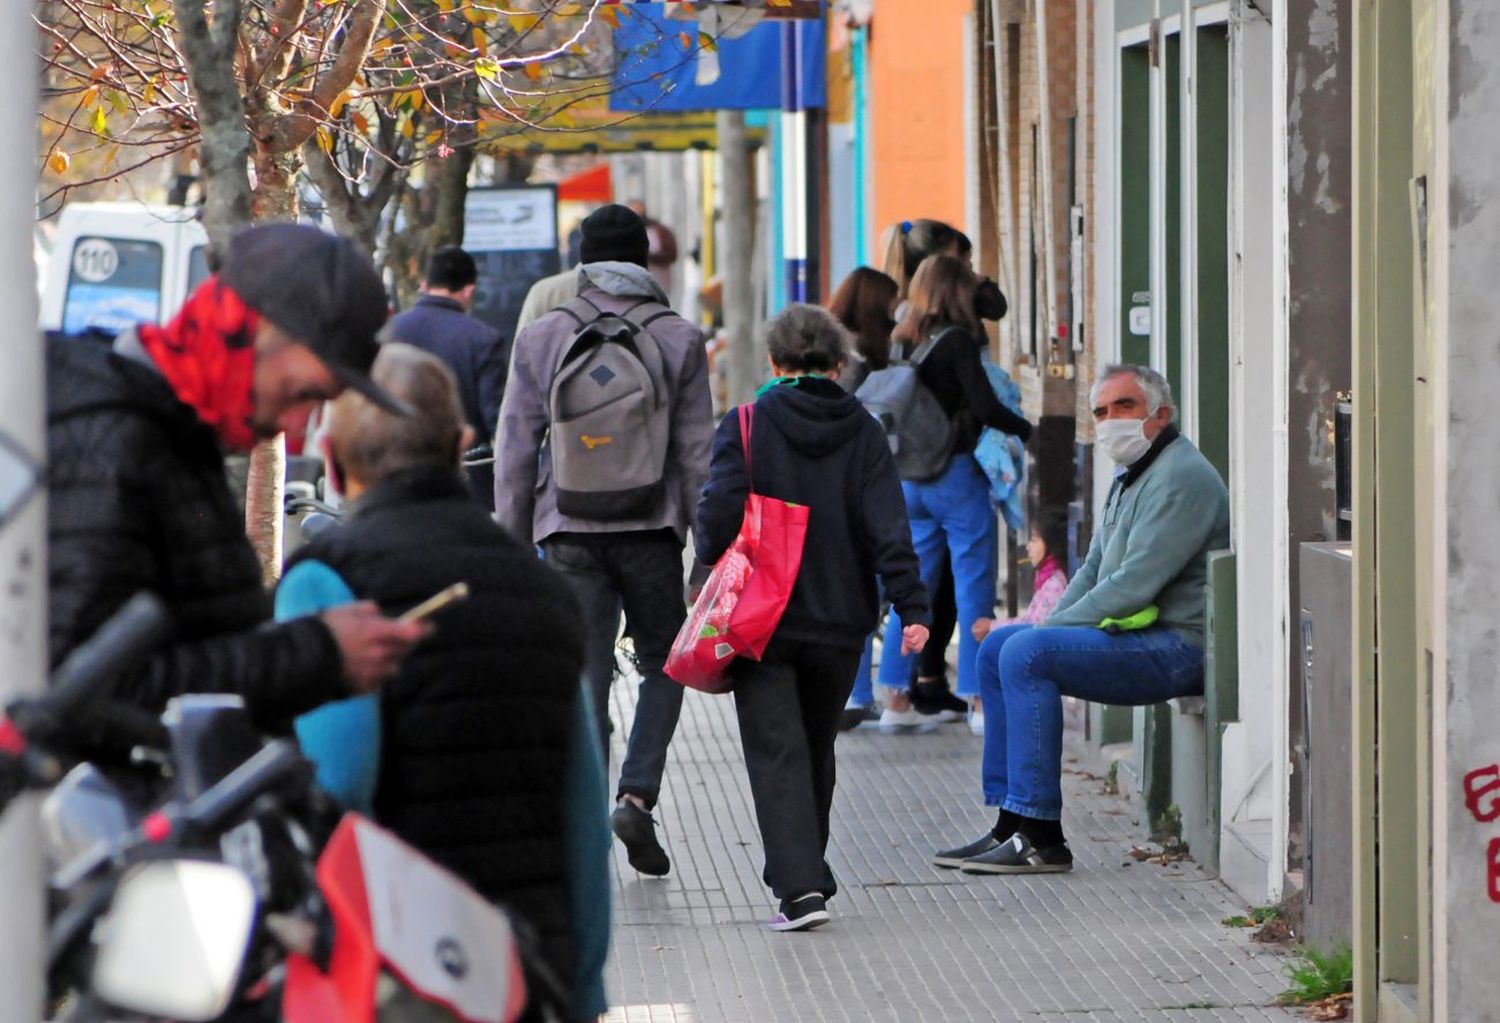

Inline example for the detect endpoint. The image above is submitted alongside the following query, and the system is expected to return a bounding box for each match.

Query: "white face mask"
[1096,416,1154,465]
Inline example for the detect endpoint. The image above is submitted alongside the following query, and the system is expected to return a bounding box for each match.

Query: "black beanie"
[579,204,650,268]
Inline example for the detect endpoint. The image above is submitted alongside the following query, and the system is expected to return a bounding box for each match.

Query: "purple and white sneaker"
[768,893,830,932]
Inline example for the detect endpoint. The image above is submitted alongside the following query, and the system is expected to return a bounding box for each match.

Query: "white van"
[39,202,210,335]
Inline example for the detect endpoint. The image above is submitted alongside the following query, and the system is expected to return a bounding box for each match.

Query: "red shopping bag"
[666,405,809,693]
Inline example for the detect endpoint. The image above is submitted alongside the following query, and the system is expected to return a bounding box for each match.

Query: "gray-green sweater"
[1046,433,1230,647]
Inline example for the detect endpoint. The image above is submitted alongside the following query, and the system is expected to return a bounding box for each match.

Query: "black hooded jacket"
[695,378,930,651]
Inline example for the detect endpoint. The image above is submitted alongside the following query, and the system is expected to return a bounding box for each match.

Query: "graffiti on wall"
[1464,764,1500,901]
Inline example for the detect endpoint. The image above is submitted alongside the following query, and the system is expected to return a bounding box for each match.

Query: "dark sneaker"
[960,831,1074,874]
[932,832,1002,869]
[611,800,671,876]
[911,681,968,723]
[839,703,880,732]
[768,893,829,932]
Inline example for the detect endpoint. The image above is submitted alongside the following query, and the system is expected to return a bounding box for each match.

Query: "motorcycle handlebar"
[46,593,173,716]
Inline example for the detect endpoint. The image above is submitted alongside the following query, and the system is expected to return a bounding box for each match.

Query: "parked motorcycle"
[1,594,555,1023]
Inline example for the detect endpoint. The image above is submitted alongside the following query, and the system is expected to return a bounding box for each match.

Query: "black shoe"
[768,893,830,932]
[611,800,671,876]
[839,704,879,732]
[911,680,967,722]
[932,832,1001,869]
[960,831,1074,874]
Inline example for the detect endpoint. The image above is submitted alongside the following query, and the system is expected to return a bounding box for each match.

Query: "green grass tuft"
[1279,946,1353,1005]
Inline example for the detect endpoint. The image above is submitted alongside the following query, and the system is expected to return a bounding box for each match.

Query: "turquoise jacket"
[1046,432,1230,647]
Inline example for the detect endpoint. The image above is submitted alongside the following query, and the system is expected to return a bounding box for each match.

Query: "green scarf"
[754,372,829,398]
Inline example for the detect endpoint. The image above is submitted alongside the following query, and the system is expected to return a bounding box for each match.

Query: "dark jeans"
[544,530,687,809]
[731,638,863,901]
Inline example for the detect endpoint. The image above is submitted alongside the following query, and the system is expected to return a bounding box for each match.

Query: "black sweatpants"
[731,637,864,902]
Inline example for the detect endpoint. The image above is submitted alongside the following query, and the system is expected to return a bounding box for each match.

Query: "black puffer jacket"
[46,334,343,732]
[285,468,585,982]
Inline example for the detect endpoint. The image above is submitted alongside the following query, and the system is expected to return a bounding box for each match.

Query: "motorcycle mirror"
[90,859,256,1021]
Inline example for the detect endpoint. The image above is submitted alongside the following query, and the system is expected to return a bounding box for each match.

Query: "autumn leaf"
[82,86,100,108]
[351,111,370,134]
[400,116,415,139]
[523,61,543,81]
[472,28,488,57]
[678,32,693,50]
[107,90,127,116]
[316,126,334,153]
[699,32,718,53]
[143,78,158,105]
[599,6,620,28]
[90,106,108,135]
[90,65,108,83]
[48,151,70,175]
[424,130,444,146]
[474,58,500,82]
[329,90,352,118]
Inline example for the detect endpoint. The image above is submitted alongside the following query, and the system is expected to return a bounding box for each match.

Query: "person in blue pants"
[873,255,1032,731]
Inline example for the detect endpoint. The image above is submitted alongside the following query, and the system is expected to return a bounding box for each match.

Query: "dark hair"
[1034,510,1071,566]
[881,219,964,300]
[763,304,849,374]
[892,254,980,345]
[827,267,898,371]
[425,247,478,291]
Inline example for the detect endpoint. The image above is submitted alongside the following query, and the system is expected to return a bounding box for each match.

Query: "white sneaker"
[968,705,985,736]
[879,706,928,732]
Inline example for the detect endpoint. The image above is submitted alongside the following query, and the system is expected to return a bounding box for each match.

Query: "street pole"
[0,0,48,1016]
[780,20,809,303]
[718,109,758,406]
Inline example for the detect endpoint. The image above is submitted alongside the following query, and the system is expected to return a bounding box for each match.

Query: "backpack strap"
[910,325,962,366]
[619,299,677,336]
[553,295,603,328]
[738,404,754,492]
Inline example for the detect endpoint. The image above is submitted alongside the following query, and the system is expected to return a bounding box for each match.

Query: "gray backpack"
[547,296,674,520]
[855,327,959,482]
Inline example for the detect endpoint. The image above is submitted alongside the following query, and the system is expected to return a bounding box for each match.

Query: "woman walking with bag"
[695,305,930,932]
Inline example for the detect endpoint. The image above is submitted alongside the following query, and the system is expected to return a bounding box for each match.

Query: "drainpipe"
[852,25,870,266]
[780,21,809,303]
[0,0,47,1015]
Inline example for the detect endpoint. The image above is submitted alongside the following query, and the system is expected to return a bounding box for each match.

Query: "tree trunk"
[251,146,301,222]
[427,143,477,251]
[718,110,758,406]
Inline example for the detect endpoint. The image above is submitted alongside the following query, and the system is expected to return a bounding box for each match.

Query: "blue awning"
[610,7,826,113]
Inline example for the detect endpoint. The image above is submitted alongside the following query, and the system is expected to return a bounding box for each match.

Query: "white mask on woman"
[1096,417,1154,466]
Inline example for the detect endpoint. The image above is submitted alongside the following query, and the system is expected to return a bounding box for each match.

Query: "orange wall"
[867,0,973,265]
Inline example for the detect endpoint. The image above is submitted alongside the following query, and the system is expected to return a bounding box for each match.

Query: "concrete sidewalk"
[601,684,1297,1023]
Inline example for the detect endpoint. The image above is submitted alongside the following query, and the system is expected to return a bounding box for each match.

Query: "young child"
[695,304,930,932]
[972,511,1072,640]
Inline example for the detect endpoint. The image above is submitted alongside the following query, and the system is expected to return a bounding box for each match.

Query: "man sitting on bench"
[932,364,1230,875]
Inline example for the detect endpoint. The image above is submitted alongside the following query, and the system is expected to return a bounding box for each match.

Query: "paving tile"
[601,674,1297,1023]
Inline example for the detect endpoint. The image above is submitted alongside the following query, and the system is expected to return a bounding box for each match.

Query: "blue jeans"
[879,455,997,698]
[979,623,1205,820]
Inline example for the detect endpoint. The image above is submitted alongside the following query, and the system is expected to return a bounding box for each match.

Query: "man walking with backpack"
[496,204,714,877]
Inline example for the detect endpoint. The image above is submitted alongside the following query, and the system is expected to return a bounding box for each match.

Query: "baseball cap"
[218,223,411,416]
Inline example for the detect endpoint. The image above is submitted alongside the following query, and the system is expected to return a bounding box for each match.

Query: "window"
[62,236,164,336]
[187,244,211,295]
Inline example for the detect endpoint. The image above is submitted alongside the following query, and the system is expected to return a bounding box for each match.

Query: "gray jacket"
[495,262,714,545]
[1046,433,1230,647]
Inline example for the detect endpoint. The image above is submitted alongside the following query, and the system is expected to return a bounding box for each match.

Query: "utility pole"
[718,109,758,406]
[0,0,48,1016]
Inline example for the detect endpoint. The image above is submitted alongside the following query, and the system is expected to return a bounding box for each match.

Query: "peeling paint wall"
[1283,0,1353,880]
[1441,2,1500,1015]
